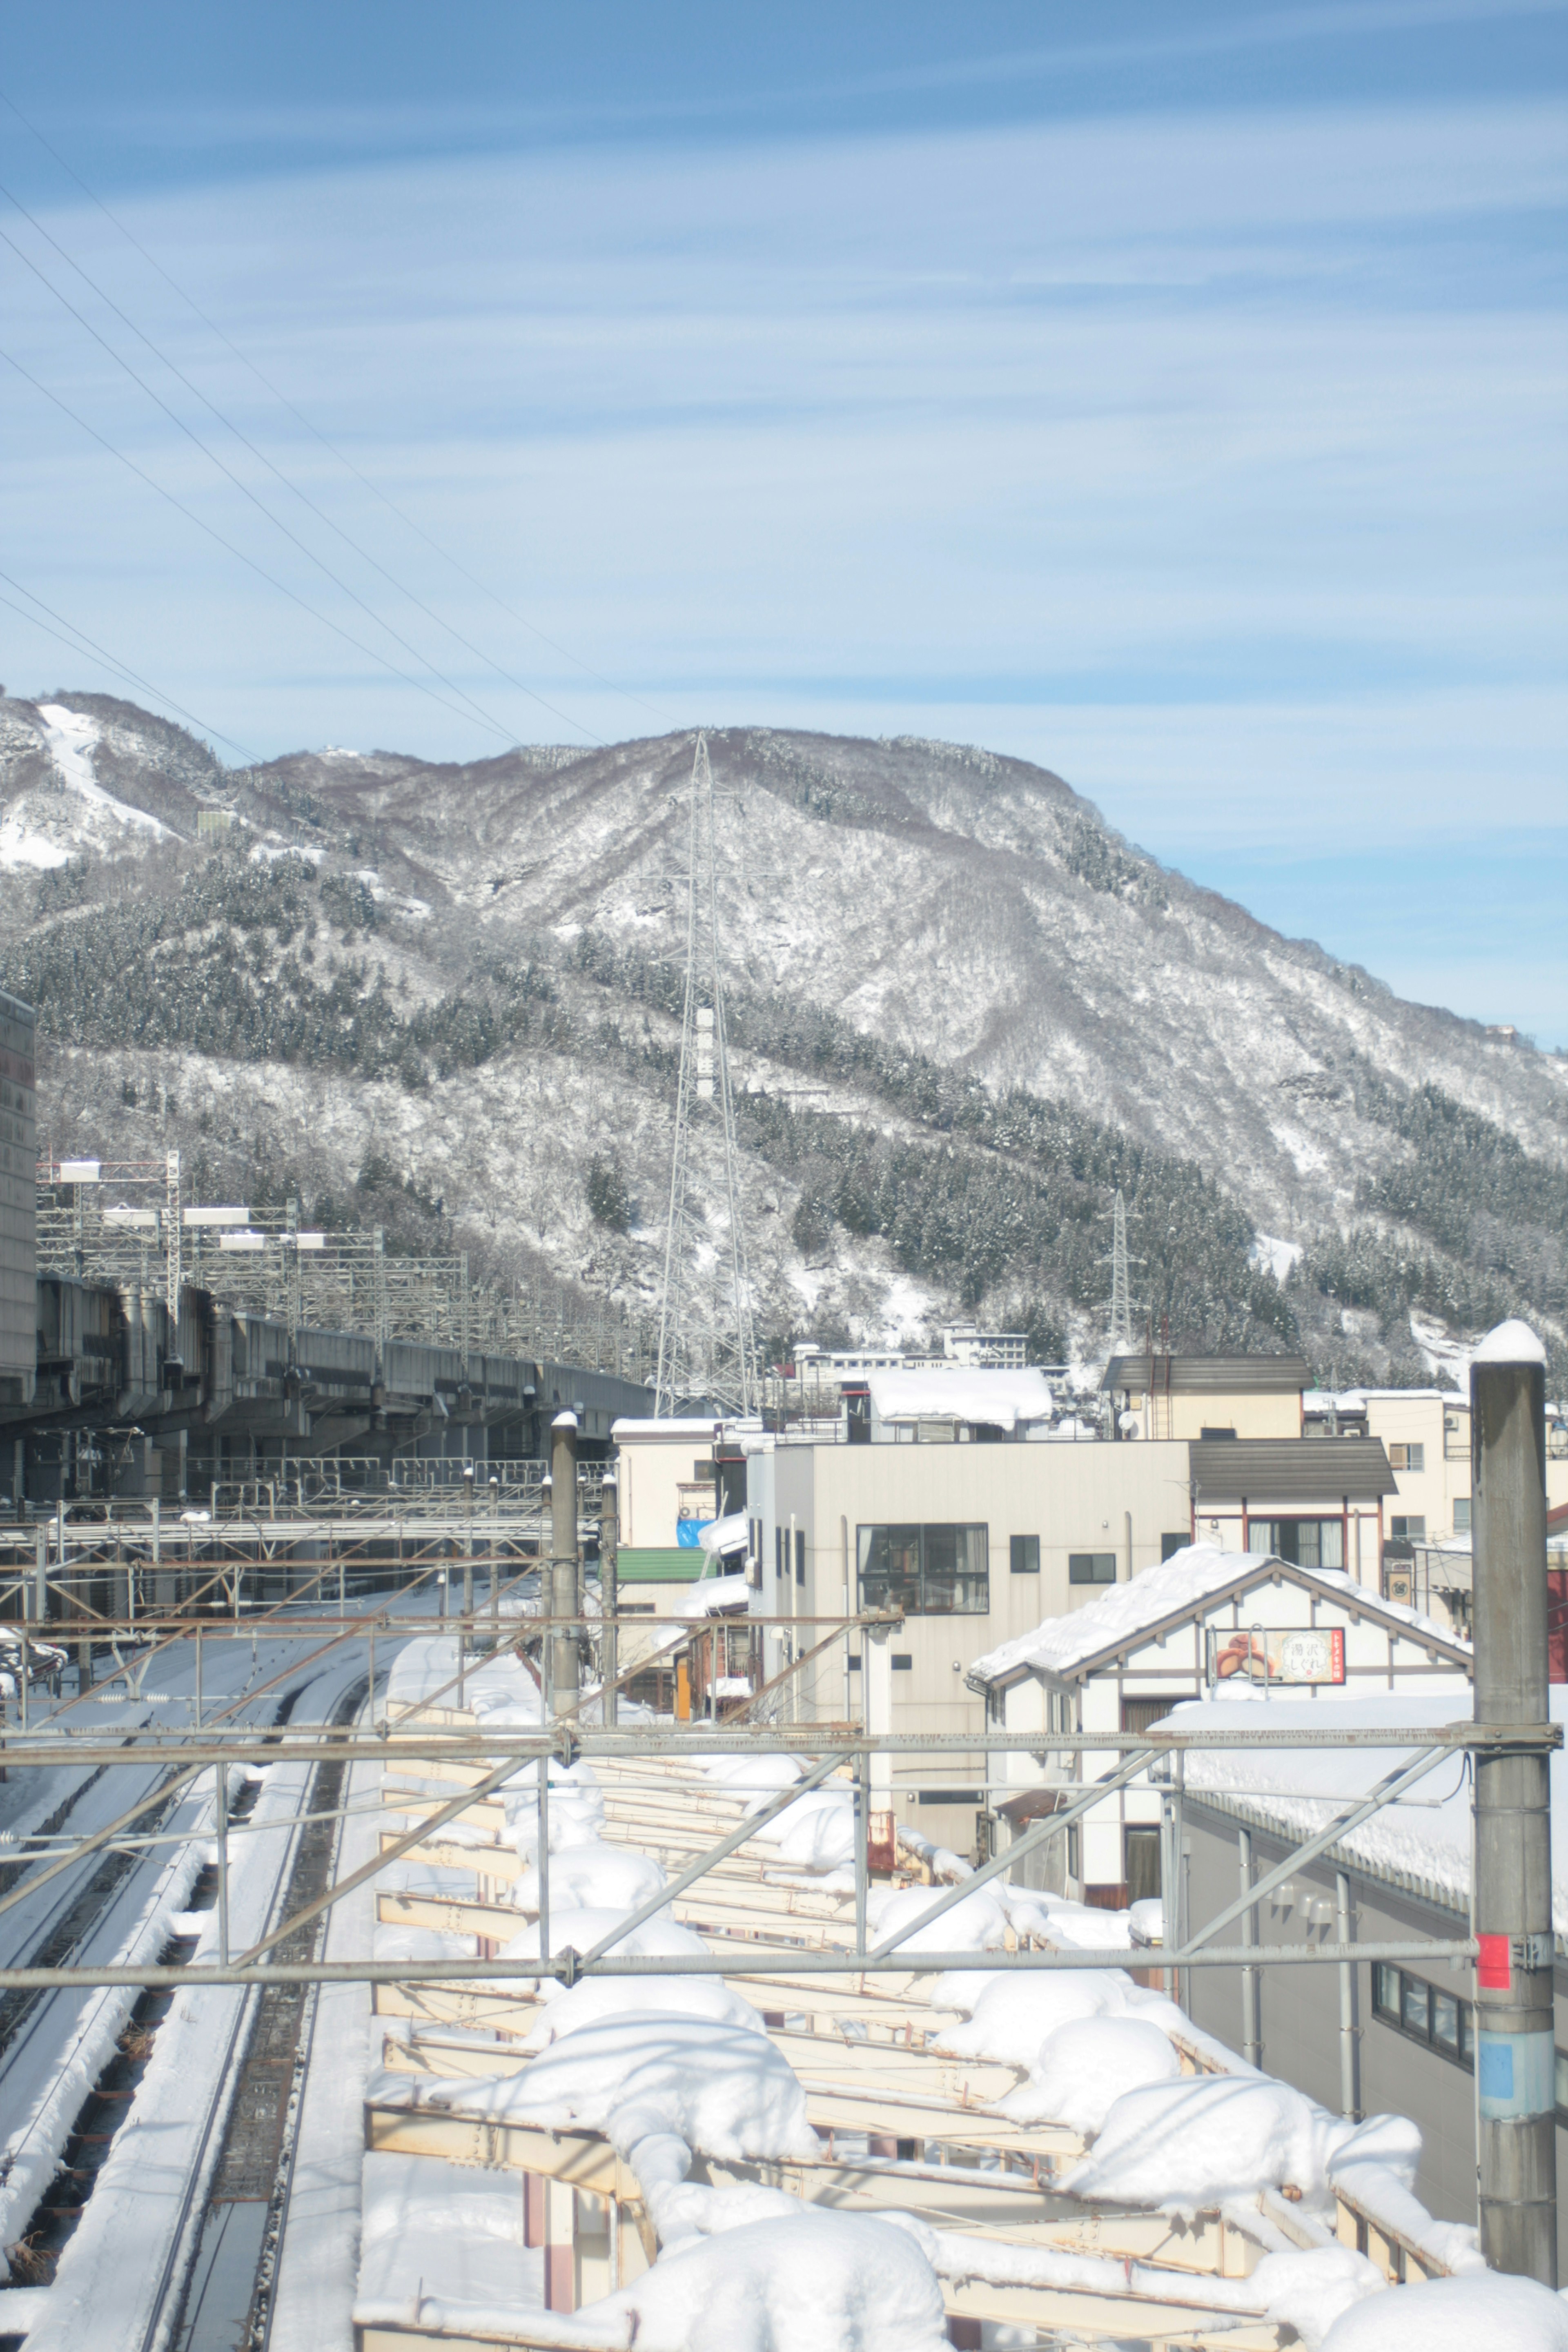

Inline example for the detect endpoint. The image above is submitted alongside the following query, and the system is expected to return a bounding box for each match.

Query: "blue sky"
[0,2,1564,1044]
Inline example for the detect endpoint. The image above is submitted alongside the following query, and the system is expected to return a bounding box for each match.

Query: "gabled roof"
[1188,1436,1397,1503]
[1102,1353,1313,1396]
[967,1544,1470,1692]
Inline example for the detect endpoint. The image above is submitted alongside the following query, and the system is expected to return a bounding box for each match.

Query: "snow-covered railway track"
[0,1651,374,2352]
[151,1673,368,2352]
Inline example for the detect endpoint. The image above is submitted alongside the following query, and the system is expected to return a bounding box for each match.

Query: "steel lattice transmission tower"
[1107,1186,1138,1355]
[654,735,759,1418]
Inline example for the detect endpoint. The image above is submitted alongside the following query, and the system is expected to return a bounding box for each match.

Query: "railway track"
[159,1671,369,2352]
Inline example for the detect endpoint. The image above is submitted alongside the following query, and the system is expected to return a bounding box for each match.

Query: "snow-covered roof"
[968,1545,1470,1688]
[1166,1688,1568,1937]
[612,1417,720,1440]
[698,1512,749,1557]
[867,1366,1053,1430]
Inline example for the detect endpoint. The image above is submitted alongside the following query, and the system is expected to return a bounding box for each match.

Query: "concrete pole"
[600,1473,619,1730]
[1472,1320,1556,2283]
[550,1414,579,1717]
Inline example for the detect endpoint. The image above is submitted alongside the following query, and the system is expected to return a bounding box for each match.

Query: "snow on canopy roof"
[867,1365,1054,1429]
[968,1544,1469,1688]
[698,1512,749,1556]
[612,1416,719,1439]
[1160,1688,1568,1935]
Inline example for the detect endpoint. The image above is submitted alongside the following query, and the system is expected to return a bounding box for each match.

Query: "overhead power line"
[0,84,675,736]
[0,567,264,765]
[0,340,530,748]
[0,171,603,747]
[0,219,535,751]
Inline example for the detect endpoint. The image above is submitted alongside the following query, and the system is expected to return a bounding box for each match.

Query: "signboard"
[1208,1626,1345,1686]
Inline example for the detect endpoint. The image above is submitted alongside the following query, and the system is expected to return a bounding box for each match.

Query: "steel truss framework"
[0,1574,1548,1998]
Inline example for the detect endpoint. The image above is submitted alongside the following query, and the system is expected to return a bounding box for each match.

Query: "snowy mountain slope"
[2,695,1563,1379]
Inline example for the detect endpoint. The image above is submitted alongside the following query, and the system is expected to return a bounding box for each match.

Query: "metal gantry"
[654,732,758,1418]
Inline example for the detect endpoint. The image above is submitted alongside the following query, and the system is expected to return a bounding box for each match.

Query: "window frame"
[1009,1533,1040,1576]
[1068,1551,1118,1585]
[1249,1517,1345,1570]
[857,1523,990,1616]
[1372,1961,1473,2072]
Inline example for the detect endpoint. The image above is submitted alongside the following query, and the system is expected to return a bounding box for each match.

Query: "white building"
[967,1544,1471,1907]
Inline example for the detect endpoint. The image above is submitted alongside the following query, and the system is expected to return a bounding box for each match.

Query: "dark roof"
[1188,1436,1398,1504]
[1103,1353,1314,1396]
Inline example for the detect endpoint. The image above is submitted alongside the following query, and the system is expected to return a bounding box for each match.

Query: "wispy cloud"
[0,92,1563,1033]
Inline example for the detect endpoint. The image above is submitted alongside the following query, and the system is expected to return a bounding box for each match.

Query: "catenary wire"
[0,222,530,750]
[0,341,529,748]
[0,172,604,746]
[0,569,265,764]
[0,86,675,733]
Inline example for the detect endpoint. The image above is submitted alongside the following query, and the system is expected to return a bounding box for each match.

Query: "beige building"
[1102,1352,1312,1442]
[1304,1385,1568,1546]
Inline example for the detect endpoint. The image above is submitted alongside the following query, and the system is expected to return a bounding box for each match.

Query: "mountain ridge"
[2,693,1563,1387]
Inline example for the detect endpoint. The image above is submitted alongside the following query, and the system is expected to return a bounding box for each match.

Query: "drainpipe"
[600,1473,619,1729]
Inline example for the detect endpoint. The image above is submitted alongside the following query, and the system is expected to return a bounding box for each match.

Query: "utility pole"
[1471,1319,1556,2283]
[550,1413,579,1717]
[654,733,758,1418]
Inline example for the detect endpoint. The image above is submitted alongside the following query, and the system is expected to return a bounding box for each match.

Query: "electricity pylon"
[1105,1187,1140,1355]
[653,734,759,1418]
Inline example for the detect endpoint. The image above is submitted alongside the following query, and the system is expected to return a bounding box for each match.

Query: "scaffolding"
[35,1156,654,1379]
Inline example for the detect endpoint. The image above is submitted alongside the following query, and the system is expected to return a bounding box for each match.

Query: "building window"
[1453,1498,1472,1532]
[1125,1826,1161,1902]
[795,1529,806,1587]
[1372,1962,1473,2070]
[1161,1532,1190,1561]
[857,1525,989,1615]
[1390,1516,1427,1542]
[1200,1426,1236,1441]
[1121,1694,1178,1735]
[1388,1443,1426,1473]
[1250,1518,1345,1570]
[1069,1552,1118,1584]
[1010,1534,1040,1576]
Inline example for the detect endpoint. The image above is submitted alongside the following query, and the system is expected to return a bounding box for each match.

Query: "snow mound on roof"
[1321,2271,1568,2350]
[750,1783,855,1870]
[504,1759,606,1852]
[1000,2014,1182,2131]
[471,2015,818,2165]
[354,2152,542,2330]
[1063,2077,1413,2215]
[868,1881,1008,1955]
[695,1753,805,1806]
[498,1907,707,1998]
[582,2210,949,2352]
[1241,2246,1386,2349]
[520,1974,766,2050]
[935,1968,1178,2064]
[513,1841,666,1915]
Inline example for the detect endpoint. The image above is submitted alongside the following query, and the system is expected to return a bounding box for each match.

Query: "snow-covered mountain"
[3,692,1564,1383]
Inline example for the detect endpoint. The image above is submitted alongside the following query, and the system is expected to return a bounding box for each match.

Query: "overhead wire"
[0,169,604,746]
[0,84,676,735]
[0,220,532,751]
[0,566,265,765]
[0,339,530,749]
